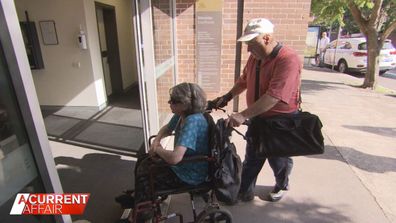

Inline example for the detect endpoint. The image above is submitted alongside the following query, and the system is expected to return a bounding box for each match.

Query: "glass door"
[0,41,54,223]
[133,0,177,141]
[151,0,176,125]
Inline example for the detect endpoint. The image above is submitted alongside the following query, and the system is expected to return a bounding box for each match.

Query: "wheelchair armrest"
[178,155,210,163]
[149,134,175,146]
[149,135,157,147]
[148,155,210,169]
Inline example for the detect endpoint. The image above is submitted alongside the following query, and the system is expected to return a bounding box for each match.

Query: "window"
[358,42,367,50]
[0,41,54,223]
[358,41,394,50]
[382,41,395,49]
[342,42,352,49]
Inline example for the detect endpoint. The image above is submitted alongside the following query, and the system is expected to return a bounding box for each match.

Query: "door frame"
[132,0,159,143]
[95,2,123,98]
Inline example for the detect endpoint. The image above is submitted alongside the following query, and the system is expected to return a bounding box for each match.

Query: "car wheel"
[338,60,348,73]
[379,70,387,76]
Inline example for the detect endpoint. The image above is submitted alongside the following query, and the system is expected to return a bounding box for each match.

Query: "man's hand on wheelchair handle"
[225,113,246,128]
[208,92,233,109]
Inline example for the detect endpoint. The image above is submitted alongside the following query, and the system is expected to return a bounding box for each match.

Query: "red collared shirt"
[236,45,301,117]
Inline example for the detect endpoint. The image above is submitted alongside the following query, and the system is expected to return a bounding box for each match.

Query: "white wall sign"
[39,20,58,45]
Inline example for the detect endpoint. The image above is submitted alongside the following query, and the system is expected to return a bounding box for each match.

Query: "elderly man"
[211,18,301,202]
[317,31,330,66]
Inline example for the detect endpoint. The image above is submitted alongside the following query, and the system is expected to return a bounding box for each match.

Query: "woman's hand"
[150,139,161,150]
[148,145,156,156]
[150,137,161,153]
[149,143,162,157]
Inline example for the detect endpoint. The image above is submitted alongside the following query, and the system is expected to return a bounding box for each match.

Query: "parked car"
[323,37,396,74]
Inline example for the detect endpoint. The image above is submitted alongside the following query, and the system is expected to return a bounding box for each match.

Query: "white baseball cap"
[237,18,274,42]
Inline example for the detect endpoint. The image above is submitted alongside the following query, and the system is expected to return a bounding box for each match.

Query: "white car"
[323,37,396,74]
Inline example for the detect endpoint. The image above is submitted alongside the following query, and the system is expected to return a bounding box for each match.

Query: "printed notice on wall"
[196,0,223,92]
[304,26,320,58]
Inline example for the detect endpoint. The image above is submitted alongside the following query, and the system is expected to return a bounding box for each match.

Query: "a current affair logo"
[10,193,90,215]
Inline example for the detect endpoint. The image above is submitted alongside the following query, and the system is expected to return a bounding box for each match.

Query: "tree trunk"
[362,33,380,88]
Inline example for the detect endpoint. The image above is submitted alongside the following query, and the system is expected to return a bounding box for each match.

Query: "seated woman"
[129,82,209,222]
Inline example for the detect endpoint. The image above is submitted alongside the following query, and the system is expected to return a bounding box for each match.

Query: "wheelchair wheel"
[195,207,232,223]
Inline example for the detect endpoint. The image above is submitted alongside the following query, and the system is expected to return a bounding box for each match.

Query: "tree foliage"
[311,0,396,88]
[342,10,361,34]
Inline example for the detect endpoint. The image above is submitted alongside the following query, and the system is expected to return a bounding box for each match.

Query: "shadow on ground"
[55,153,136,223]
[42,105,144,156]
[308,145,396,173]
[41,86,144,157]
[301,79,344,94]
[385,94,396,98]
[303,64,365,77]
[168,185,350,223]
[303,65,337,73]
[343,125,396,138]
[226,191,350,223]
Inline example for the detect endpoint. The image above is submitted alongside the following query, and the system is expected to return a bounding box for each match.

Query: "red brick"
[152,0,310,111]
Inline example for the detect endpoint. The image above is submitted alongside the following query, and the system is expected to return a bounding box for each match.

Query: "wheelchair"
[126,113,233,223]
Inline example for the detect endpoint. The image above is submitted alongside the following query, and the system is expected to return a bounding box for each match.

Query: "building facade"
[0,0,311,222]
[155,0,311,112]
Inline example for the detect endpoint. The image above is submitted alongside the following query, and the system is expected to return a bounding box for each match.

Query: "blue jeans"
[239,121,294,194]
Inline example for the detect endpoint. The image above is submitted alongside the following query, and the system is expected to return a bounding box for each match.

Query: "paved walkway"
[166,68,396,223]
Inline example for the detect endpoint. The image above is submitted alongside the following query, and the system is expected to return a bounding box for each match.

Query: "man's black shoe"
[115,193,135,209]
[238,191,254,202]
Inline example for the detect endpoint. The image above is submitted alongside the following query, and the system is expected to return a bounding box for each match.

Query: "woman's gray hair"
[170,82,207,114]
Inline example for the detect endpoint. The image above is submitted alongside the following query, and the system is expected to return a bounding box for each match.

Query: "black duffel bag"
[248,111,325,158]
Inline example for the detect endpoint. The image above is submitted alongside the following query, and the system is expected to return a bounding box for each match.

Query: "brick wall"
[152,1,173,65]
[175,0,196,84]
[152,0,175,114]
[237,0,312,109]
[156,70,173,113]
[154,0,311,112]
[220,1,239,101]
[242,0,311,60]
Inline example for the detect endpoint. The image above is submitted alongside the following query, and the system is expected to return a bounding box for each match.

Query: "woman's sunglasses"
[168,98,182,105]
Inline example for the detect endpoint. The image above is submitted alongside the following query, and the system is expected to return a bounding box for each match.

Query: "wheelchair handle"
[148,135,157,147]
[206,101,226,113]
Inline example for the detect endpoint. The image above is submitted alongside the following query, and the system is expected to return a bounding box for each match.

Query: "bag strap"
[219,118,247,141]
[254,43,282,102]
[254,60,262,101]
[253,43,302,111]
[298,89,302,111]
[231,127,246,140]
